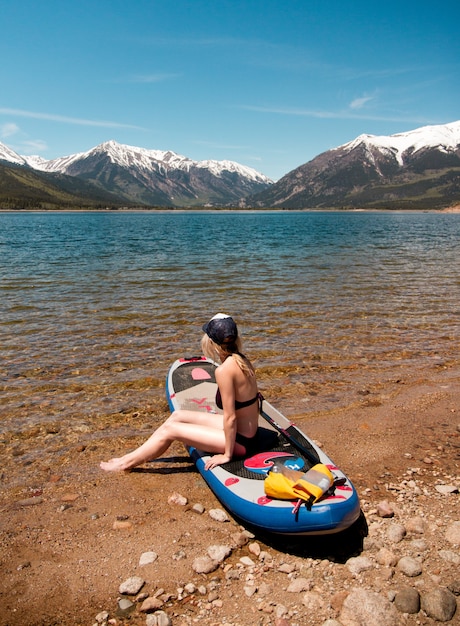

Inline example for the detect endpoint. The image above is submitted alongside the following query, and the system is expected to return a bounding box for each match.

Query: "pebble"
[112,520,132,530]
[117,598,135,615]
[191,502,205,514]
[397,556,422,577]
[386,522,406,543]
[140,596,164,612]
[167,492,188,506]
[394,587,420,614]
[346,555,373,575]
[435,484,458,495]
[376,547,398,567]
[15,496,43,507]
[376,500,394,517]
[119,576,145,595]
[439,549,460,565]
[208,508,230,522]
[406,516,426,534]
[207,544,232,563]
[139,551,158,566]
[145,611,172,626]
[287,577,312,593]
[302,590,324,612]
[445,520,460,545]
[192,555,219,574]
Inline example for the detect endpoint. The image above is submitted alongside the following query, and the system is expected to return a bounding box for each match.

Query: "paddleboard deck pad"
[166,357,360,535]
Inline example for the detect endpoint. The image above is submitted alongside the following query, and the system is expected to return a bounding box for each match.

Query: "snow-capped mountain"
[17,140,272,207]
[29,140,270,184]
[250,121,460,209]
[0,142,29,166]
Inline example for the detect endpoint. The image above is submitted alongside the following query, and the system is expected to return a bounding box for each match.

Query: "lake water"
[1,211,459,440]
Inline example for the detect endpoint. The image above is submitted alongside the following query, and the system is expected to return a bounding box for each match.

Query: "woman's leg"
[100,409,231,472]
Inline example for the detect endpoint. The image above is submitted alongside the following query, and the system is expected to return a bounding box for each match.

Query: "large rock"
[421,588,457,622]
[339,588,399,626]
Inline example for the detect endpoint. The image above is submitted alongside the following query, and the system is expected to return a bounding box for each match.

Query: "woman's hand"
[205,454,231,471]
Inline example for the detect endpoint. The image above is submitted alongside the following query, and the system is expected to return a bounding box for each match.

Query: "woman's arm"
[204,366,236,470]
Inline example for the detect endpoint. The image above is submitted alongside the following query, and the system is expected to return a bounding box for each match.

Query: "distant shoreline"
[1,205,460,214]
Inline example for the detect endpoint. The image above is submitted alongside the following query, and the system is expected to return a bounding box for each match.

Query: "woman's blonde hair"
[201,334,255,377]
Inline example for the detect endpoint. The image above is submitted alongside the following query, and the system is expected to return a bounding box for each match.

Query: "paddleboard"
[166,357,360,535]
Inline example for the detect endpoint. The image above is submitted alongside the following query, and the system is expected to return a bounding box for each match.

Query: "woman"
[100,314,260,472]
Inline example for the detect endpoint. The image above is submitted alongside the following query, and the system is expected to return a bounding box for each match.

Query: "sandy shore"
[1,363,459,625]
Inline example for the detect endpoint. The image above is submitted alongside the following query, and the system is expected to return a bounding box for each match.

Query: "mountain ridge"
[1,120,460,209]
[248,120,460,209]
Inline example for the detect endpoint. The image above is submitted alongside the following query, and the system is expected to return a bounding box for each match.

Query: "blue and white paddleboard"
[166,357,360,535]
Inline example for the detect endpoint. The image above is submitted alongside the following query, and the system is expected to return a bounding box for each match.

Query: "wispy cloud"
[349,95,375,110]
[237,104,438,125]
[1,122,20,138]
[115,73,181,84]
[0,108,145,130]
[20,139,48,154]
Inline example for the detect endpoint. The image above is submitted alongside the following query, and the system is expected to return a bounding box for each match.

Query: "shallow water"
[1,211,459,439]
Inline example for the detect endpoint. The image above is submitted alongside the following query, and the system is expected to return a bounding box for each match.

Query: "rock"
[244,585,257,597]
[448,579,460,596]
[248,541,261,556]
[376,500,394,517]
[145,611,172,626]
[278,563,296,574]
[95,611,109,624]
[231,531,250,547]
[439,549,460,565]
[321,621,342,626]
[339,588,399,626]
[330,590,348,612]
[258,582,272,597]
[15,497,44,507]
[421,588,457,622]
[346,555,373,575]
[386,523,406,543]
[168,492,187,505]
[376,547,398,567]
[397,556,422,577]
[117,598,135,616]
[139,551,158,566]
[112,520,132,530]
[208,508,229,522]
[207,544,232,563]
[394,587,420,614]
[435,484,458,495]
[119,576,145,595]
[406,516,426,534]
[445,520,460,545]
[191,502,205,514]
[172,549,186,561]
[140,597,164,612]
[301,591,324,612]
[192,555,219,574]
[287,577,312,593]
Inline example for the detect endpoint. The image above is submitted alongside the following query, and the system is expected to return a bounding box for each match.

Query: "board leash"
[258,395,320,467]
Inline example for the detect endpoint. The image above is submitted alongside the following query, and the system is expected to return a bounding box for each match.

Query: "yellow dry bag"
[264,463,334,505]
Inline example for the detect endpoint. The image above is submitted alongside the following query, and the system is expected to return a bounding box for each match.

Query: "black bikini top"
[215,387,259,411]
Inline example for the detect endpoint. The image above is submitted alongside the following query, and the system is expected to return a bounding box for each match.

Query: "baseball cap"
[202,313,238,345]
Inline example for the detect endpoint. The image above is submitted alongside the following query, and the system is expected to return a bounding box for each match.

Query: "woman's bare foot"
[99,458,132,472]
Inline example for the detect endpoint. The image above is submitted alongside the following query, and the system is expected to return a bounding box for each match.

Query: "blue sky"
[1,0,458,181]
